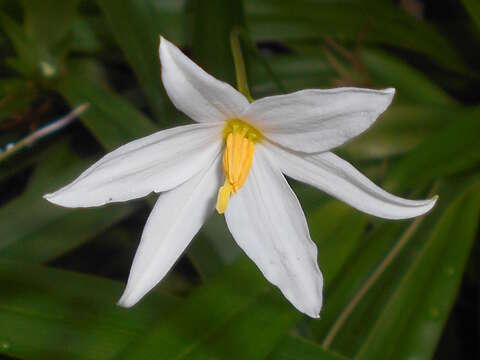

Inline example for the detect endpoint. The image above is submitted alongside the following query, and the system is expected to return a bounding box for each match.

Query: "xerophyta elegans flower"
[44,37,437,318]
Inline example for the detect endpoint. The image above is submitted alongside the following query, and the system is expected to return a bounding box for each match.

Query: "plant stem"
[0,103,89,162]
[230,28,253,102]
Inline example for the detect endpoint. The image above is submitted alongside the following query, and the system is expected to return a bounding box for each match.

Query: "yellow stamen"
[216,182,233,214]
[216,119,262,214]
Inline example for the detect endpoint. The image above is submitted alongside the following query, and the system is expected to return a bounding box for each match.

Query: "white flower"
[44,37,437,318]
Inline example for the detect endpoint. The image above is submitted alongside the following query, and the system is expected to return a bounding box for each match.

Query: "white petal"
[268,144,437,219]
[118,154,222,307]
[44,123,222,207]
[160,37,249,123]
[225,145,323,318]
[242,87,395,153]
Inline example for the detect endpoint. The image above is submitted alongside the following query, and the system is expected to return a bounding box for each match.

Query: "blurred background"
[0,0,479,359]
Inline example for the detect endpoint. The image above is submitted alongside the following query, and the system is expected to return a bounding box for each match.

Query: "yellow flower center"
[216,119,263,214]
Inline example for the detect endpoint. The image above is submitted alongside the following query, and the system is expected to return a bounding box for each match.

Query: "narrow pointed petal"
[118,155,222,307]
[269,144,437,219]
[44,123,222,207]
[225,146,323,318]
[160,37,249,123]
[242,87,395,153]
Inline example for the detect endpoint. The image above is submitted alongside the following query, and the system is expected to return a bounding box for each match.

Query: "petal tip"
[117,291,138,308]
[428,194,439,205]
[297,292,323,319]
[43,191,63,206]
[43,190,77,208]
[429,194,439,209]
[417,195,438,217]
[302,303,322,319]
[383,88,395,105]
[159,35,173,53]
[159,35,168,47]
[159,36,170,59]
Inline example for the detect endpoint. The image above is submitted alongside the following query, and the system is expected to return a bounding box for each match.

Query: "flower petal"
[242,87,395,153]
[225,145,323,318]
[44,123,222,207]
[118,154,222,307]
[268,144,437,219]
[160,37,249,123]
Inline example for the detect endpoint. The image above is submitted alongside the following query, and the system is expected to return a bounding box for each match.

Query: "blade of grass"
[55,73,156,150]
[96,0,174,123]
[0,258,339,359]
[356,181,480,359]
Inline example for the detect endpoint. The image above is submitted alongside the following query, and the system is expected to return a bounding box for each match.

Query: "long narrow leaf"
[356,181,480,359]
[245,0,466,73]
[56,73,156,150]
[0,142,136,262]
[385,110,480,191]
[96,0,174,122]
[0,259,331,359]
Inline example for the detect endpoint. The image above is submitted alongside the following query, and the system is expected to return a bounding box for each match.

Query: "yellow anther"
[216,119,262,214]
[216,182,233,214]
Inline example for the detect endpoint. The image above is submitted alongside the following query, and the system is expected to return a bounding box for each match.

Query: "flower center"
[216,119,263,214]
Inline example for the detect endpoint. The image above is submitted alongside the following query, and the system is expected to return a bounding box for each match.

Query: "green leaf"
[245,0,466,73]
[191,0,246,86]
[287,44,455,106]
[0,142,90,251]
[1,2,78,79]
[181,291,299,359]
[356,182,480,359]
[344,104,458,160]
[198,213,243,267]
[0,258,338,359]
[250,54,336,96]
[268,336,347,360]
[117,259,300,359]
[239,29,287,95]
[152,0,188,44]
[0,142,137,263]
[308,201,368,284]
[461,0,480,30]
[1,208,135,264]
[0,259,176,359]
[384,109,480,191]
[55,72,157,150]
[22,0,79,49]
[70,17,102,53]
[96,0,174,122]
[309,221,408,347]
[186,230,235,279]
[309,182,467,357]
[359,49,455,106]
[0,12,39,76]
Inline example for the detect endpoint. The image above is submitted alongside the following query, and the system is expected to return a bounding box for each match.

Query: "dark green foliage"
[0,0,478,359]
